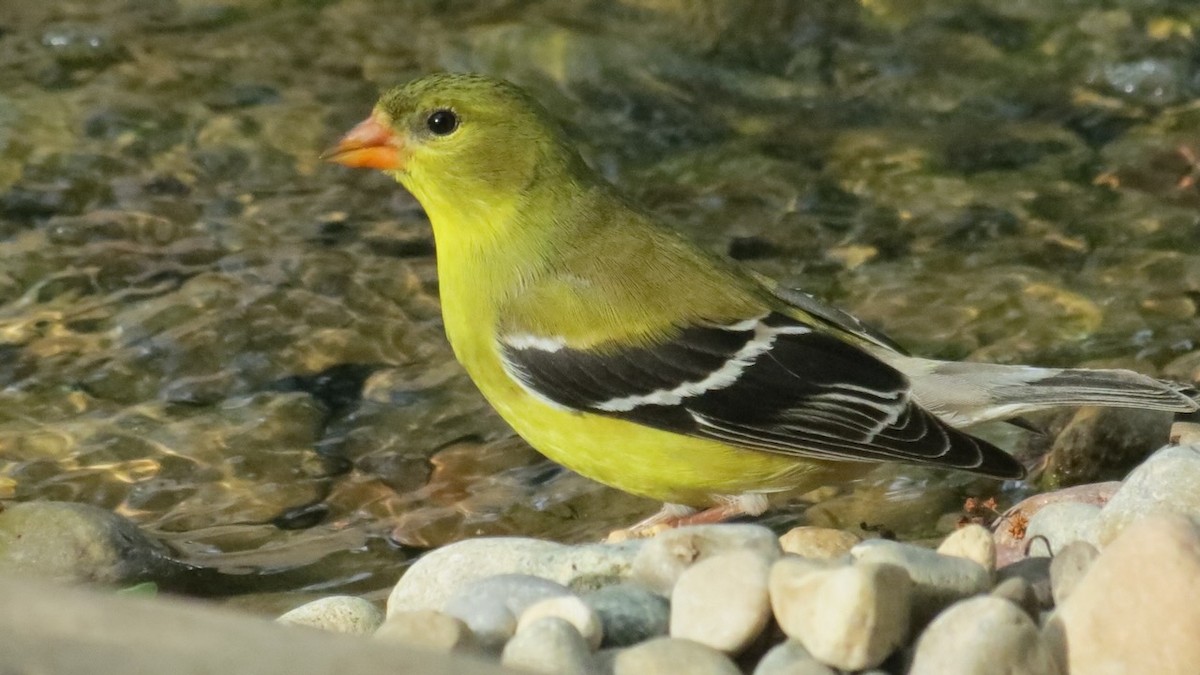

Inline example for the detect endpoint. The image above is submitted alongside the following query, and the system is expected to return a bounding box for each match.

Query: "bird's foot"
[604,495,768,543]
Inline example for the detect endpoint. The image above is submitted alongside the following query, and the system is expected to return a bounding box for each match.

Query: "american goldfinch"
[325,73,1199,529]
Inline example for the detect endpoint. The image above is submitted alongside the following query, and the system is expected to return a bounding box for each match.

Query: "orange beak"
[322,113,404,170]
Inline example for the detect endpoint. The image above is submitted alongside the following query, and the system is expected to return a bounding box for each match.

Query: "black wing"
[499,312,1025,479]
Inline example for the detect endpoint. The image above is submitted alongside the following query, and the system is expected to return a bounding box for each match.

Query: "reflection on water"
[0,0,1198,606]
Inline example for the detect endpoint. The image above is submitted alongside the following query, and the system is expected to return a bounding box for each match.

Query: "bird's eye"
[426,109,459,136]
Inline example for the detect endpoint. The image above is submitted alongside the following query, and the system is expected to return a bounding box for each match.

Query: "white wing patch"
[593,321,810,412]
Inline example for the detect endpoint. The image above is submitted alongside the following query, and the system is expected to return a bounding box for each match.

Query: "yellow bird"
[325,73,1198,530]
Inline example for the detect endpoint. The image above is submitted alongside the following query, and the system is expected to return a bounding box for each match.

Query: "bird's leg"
[605,494,769,542]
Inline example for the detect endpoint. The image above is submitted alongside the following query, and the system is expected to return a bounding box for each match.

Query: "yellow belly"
[479,366,865,505]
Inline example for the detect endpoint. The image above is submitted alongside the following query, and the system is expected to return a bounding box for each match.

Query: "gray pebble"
[519,595,603,650]
[276,596,382,635]
[670,550,771,654]
[1098,444,1200,544]
[1024,502,1101,556]
[995,557,1053,610]
[582,584,670,648]
[387,537,640,616]
[770,560,911,671]
[612,637,741,675]
[850,539,991,623]
[1048,541,1099,606]
[632,524,781,594]
[909,596,1062,674]
[502,617,596,675]
[989,577,1039,619]
[753,640,837,675]
[373,609,477,652]
[443,574,573,650]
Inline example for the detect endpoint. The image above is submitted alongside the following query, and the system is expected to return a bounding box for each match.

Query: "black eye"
[426,109,459,136]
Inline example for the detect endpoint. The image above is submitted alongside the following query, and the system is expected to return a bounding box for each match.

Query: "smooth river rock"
[752,640,838,675]
[778,527,861,560]
[936,524,996,572]
[669,550,772,654]
[582,584,670,648]
[387,537,640,616]
[1096,443,1200,544]
[611,637,741,675]
[1051,515,1200,674]
[909,596,1062,675]
[770,560,911,670]
[442,574,573,650]
[276,596,383,635]
[501,617,596,675]
[850,539,990,623]
[632,524,781,594]
[1023,502,1101,557]
[518,595,603,650]
[373,609,477,653]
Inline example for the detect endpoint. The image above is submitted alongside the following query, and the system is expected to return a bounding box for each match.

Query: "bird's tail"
[879,354,1200,428]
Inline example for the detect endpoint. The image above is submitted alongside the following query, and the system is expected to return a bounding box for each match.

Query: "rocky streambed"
[4,439,1200,674]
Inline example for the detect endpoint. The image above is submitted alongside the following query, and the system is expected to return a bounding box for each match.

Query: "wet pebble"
[1023,501,1101,556]
[518,595,603,650]
[582,584,670,648]
[1048,541,1099,606]
[387,537,640,615]
[612,637,741,675]
[778,526,860,560]
[0,501,180,585]
[670,550,771,654]
[373,609,477,653]
[633,524,781,594]
[850,539,990,623]
[936,524,995,573]
[276,596,382,635]
[909,597,1062,675]
[502,617,596,675]
[752,641,837,675]
[1097,444,1200,544]
[770,560,911,670]
[442,574,573,650]
[1052,515,1200,673]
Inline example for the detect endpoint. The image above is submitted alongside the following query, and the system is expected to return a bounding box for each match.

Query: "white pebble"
[519,595,603,650]
[502,617,595,675]
[670,550,772,654]
[909,596,1061,674]
[937,524,996,573]
[770,560,911,670]
[276,596,382,635]
[632,524,781,594]
[373,609,476,652]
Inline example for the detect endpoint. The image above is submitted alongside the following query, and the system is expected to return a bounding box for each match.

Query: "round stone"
[612,637,741,675]
[770,560,911,671]
[582,584,670,648]
[669,550,772,654]
[909,597,1060,674]
[778,527,861,560]
[850,539,990,623]
[442,574,573,650]
[519,595,603,650]
[753,640,837,675]
[387,537,641,616]
[936,524,996,573]
[1048,541,1099,606]
[632,524,781,594]
[373,609,476,652]
[502,617,595,675]
[276,596,383,635]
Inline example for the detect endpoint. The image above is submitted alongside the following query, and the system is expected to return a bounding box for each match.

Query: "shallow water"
[1,0,1198,610]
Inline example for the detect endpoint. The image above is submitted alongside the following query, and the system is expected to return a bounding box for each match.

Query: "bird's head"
[324,73,587,231]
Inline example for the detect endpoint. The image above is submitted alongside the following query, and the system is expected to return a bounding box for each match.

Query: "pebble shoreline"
[272,441,1200,674]
[3,441,1199,673]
